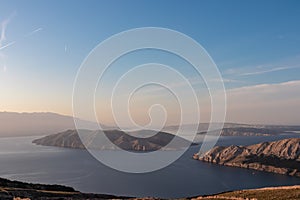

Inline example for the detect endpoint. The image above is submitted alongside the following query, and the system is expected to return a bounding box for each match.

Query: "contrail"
[0,27,43,51]
[0,12,16,73]
[0,41,16,51]
[0,18,11,47]
[25,27,43,37]
[0,11,16,48]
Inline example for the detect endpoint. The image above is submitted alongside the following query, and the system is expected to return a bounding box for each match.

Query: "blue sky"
[1,0,300,125]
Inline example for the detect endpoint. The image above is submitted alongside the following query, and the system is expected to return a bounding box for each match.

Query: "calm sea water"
[0,134,299,198]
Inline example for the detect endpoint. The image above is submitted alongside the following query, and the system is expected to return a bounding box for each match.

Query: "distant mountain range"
[0,112,107,137]
[194,138,300,177]
[33,129,196,151]
[1,111,299,137]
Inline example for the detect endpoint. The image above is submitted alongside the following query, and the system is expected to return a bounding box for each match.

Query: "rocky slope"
[33,129,195,151]
[193,138,300,177]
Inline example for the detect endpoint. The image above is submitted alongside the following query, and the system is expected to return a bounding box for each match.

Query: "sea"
[0,134,299,198]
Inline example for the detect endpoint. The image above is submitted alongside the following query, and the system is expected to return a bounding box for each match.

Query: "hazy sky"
[0,0,300,125]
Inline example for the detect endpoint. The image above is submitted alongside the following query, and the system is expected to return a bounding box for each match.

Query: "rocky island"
[193,138,300,177]
[33,129,196,151]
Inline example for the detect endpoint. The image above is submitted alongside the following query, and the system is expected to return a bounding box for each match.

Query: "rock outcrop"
[194,138,300,177]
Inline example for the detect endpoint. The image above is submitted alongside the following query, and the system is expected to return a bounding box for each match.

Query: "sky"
[0,0,300,125]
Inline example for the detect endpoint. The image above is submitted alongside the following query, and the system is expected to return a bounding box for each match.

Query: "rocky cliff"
[193,138,300,177]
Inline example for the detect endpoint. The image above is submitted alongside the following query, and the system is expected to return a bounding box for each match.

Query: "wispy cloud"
[239,65,300,76]
[140,77,203,94]
[140,76,239,95]
[210,78,242,83]
[225,80,300,125]
[224,55,300,77]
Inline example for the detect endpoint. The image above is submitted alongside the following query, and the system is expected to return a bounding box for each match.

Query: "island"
[193,138,300,177]
[33,129,196,151]
[197,127,292,136]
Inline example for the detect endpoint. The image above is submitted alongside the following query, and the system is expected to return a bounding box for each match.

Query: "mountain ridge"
[193,138,300,177]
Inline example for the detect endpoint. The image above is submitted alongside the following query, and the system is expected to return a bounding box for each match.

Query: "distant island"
[193,138,300,177]
[33,129,196,151]
[198,127,297,136]
[165,123,300,136]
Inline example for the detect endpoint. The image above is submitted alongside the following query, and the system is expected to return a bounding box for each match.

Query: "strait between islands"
[33,129,300,177]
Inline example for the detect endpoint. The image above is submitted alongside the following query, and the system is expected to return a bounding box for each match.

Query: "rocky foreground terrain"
[33,129,195,151]
[0,177,126,200]
[190,185,300,200]
[1,177,300,200]
[194,138,300,177]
